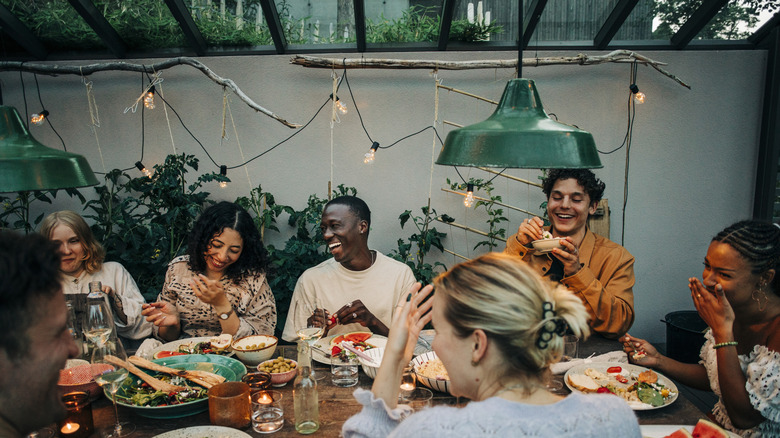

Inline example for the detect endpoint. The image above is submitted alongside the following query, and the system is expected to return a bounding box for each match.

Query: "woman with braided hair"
[623,220,780,437]
[343,252,640,437]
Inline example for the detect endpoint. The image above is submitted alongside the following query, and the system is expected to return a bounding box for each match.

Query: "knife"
[309,344,331,358]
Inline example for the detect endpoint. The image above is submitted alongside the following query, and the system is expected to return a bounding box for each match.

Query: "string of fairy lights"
[17,62,646,210]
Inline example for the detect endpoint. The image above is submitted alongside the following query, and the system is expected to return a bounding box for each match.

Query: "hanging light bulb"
[363,142,379,164]
[135,161,152,178]
[219,165,228,188]
[144,86,156,109]
[330,93,347,114]
[629,84,646,104]
[30,110,49,125]
[463,183,475,208]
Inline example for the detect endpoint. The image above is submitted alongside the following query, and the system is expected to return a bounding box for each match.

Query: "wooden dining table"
[79,336,709,437]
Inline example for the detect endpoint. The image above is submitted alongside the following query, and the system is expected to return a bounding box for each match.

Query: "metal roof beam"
[164,0,207,56]
[749,11,780,47]
[438,0,456,51]
[354,0,366,52]
[671,0,729,49]
[522,0,548,49]
[68,0,126,58]
[594,0,638,50]
[0,4,47,60]
[259,0,287,54]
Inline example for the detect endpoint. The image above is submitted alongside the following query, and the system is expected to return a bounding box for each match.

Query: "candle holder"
[251,390,284,434]
[242,371,272,394]
[399,365,416,400]
[57,392,93,438]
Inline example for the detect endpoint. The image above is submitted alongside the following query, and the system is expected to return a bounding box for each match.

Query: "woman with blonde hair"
[343,252,640,437]
[39,211,152,344]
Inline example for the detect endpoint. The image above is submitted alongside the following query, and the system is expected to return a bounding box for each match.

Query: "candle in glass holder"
[251,390,284,434]
[400,366,416,400]
[242,371,272,394]
[57,392,92,438]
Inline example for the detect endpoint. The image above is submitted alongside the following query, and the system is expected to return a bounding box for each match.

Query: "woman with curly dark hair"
[143,202,276,341]
[504,169,635,339]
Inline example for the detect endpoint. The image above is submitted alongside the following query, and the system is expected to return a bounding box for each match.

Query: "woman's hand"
[689,279,735,342]
[515,217,545,246]
[142,301,180,327]
[552,237,581,277]
[622,333,662,368]
[190,274,229,307]
[386,283,434,365]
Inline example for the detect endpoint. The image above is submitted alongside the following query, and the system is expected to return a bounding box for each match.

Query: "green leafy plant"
[448,178,508,251]
[366,5,440,43]
[0,189,85,233]
[390,205,447,285]
[449,18,503,42]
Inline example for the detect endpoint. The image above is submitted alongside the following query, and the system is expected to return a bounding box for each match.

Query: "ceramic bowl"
[58,362,111,401]
[358,347,384,379]
[412,351,451,394]
[257,359,297,387]
[231,335,278,365]
[531,237,565,253]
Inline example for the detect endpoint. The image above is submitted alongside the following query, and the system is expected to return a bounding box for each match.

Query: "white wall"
[0,49,766,343]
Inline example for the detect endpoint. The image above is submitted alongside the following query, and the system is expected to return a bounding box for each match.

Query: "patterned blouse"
[155,255,276,340]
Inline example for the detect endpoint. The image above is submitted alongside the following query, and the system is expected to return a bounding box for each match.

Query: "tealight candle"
[57,392,92,438]
[400,366,416,400]
[251,390,284,434]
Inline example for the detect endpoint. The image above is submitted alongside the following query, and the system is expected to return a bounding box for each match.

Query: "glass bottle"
[293,340,319,434]
[83,281,113,351]
[66,301,84,359]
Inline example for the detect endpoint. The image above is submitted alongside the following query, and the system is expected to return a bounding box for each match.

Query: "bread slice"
[567,373,600,393]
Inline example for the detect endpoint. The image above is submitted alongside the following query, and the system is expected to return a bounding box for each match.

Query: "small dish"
[231,335,278,366]
[258,359,297,387]
[531,237,565,253]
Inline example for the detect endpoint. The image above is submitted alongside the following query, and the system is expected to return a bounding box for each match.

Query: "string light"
[363,142,379,164]
[135,161,152,178]
[219,165,228,188]
[144,86,156,109]
[30,110,49,125]
[629,84,646,104]
[463,183,475,208]
[330,93,347,114]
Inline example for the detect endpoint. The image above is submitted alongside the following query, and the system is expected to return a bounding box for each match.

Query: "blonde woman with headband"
[343,252,640,438]
[39,211,152,345]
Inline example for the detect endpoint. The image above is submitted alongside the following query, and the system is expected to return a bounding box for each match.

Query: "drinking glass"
[251,390,284,433]
[25,428,54,438]
[90,340,134,437]
[294,299,326,381]
[563,335,579,361]
[330,353,359,387]
[83,288,113,350]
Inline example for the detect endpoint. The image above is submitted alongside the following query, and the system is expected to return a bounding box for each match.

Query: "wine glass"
[295,300,326,381]
[83,288,113,350]
[91,340,135,437]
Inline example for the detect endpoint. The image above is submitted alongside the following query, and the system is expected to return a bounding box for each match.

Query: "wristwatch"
[218,307,235,320]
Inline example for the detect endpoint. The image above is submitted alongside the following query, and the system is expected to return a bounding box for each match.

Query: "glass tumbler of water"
[330,354,359,387]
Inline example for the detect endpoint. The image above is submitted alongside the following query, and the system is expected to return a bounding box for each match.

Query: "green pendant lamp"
[0,105,98,193]
[436,78,602,169]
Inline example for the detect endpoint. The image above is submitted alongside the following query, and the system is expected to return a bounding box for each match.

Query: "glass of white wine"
[91,340,135,438]
[83,282,113,350]
[295,300,327,381]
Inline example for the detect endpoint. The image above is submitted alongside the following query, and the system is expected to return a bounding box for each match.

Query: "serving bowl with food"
[412,351,450,394]
[531,231,565,254]
[564,362,678,410]
[258,357,297,387]
[231,334,278,366]
[150,334,234,359]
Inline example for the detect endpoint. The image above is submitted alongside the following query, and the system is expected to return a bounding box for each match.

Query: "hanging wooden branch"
[290,49,690,89]
[0,57,301,128]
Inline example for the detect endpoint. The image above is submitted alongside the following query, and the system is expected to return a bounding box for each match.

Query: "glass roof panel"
[93,0,185,50]
[529,0,620,42]
[365,0,443,43]
[0,0,104,51]
[186,0,274,47]
[448,0,517,43]
[612,0,656,41]
[694,0,777,41]
[647,0,703,40]
[275,0,356,45]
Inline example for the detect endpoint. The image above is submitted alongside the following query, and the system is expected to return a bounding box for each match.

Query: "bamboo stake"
[436,84,499,105]
[443,248,470,261]
[443,120,463,128]
[475,167,543,188]
[441,188,537,216]
[435,217,505,242]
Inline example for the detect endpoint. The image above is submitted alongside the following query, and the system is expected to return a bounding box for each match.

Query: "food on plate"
[234,341,267,351]
[660,419,729,438]
[259,357,297,374]
[415,357,450,381]
[118,374,208,407]
[570,366,677,408]
[632,350,647,360]
[330,332,377,358]
[567,373,599,392]
[153,351,187,359]
[210,333,233,352]
[542,231,554,240]
[153,339,233,358]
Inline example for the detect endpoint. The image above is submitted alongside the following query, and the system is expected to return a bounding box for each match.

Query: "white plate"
[152,425,252,438]
[311,332,387,364]
[564,362,678,410]
[148,337,235,359]
[640,425,739,438]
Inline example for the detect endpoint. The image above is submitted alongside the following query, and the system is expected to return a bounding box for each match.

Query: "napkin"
[550,350,627,375]
[135,338,163,359]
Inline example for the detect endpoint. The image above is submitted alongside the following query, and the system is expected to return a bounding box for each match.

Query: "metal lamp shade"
[0,106,98,193]
[436,79,602,169]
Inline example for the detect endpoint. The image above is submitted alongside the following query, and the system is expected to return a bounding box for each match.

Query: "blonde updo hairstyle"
[433,252,590,387]
[39,210,105,274]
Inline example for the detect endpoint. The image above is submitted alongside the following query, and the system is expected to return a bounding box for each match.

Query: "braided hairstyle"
[713,220,780,296]
[433,252,590,392]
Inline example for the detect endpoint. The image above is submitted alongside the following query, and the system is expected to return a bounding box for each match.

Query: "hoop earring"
[752,284,768,312]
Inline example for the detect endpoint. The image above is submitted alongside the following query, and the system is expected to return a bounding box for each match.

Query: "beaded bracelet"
[713,341,738,349]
